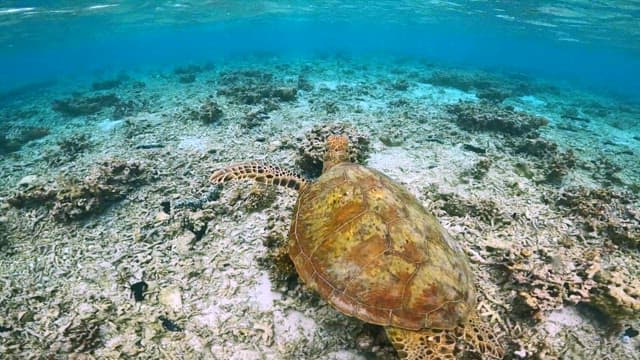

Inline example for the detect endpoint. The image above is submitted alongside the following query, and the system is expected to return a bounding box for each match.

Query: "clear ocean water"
[1,2,640,359]
[1,1,639,102]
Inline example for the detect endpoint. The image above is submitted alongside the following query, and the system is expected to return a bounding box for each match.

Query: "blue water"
[1,1,639,103]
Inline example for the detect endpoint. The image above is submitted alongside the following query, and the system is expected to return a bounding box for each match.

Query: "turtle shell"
[288,162,476,330]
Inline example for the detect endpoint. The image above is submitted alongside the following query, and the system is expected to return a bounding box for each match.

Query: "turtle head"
[323,135,350,173]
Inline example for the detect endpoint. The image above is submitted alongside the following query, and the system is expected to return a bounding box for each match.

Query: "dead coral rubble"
[258,213,298,291]
[506,187,640,324]
[424,185,511,226]
[46,134,92,166]
[92,78,123,91]
[8,159,146,222]
[509,249,640,324]
[461,157,492,180]
[0,126,50,154]
[554,186,639,249]
[590,267,640,321]
[177,97,224,125]
[295,123,371,177]
[446,101,548,136]
[506,247,600,322]
[217,70,297,105]
[0,217,8,250]
[52,93,121,117]
[427,70,530,103]
[228,183,277,213]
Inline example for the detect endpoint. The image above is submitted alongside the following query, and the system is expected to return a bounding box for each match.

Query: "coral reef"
[389,79,410,91]
[424,185,512,226]
[198,98,224,124]
[7,185,57,209]
[427,70,489,91]
[52,93,121,117]
[447,101,549,136]
[55,315,103,353]
[92,78,123,91]
[2,58,639,359]
[506,248,599,322]
[295,123,371,177]
[426,70,531,103]
[112,98,148,119]
[46,134,92,166]
[378,129,406,147]
[461,157,492,180]
[258,214,299,291]
[590,267,640,321]
[553,186,639,249]
[587,155,625,187]
[542,150,577,184]
[508,246,640,325]
[476,87,512,104]
[297,75,313,91]
[176,209,213,247]
[228,183,277,213]
[176,96,224,125]
[0,216,8,250]
[0,126,50,155]
[8,159,146,222]
[515,138,558,158]
[242,107,270,129]
[173,64,203,75]
[217,70,297,105]
[513,137,578,184]
[178,74,196,84]
[174,64,207,84]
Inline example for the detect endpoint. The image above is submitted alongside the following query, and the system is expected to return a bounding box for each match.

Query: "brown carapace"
[210,135,504,359]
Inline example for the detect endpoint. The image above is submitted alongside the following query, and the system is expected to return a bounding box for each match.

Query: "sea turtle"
[210,135,504,359]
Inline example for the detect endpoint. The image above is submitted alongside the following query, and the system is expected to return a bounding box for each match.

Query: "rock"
[229,350,262,360]
[155,211,170,222]
[446,101,548,136]
[52,94,121,117]
[173,231,195,255]
[159,286,183,312]
[591,269,640,321]
[17,175,38,188]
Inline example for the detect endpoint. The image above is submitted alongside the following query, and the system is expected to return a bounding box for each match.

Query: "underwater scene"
[1,1,639,359]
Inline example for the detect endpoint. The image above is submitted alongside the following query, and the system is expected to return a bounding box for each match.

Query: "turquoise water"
[1,1,639,102]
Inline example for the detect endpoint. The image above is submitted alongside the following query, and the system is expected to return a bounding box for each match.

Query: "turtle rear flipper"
[385,326,456,360]
[210,162,307,191]
[462,312,504,359]
[385,315,504,360]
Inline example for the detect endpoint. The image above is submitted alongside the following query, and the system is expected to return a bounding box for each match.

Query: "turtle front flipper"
[385,326,456,360]
[210,162,308,191]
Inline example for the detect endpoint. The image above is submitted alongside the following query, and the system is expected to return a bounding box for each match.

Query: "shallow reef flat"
[0,55,639,359]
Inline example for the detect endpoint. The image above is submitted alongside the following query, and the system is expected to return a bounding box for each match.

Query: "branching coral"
[446,101,548,136]
[46,134,92,166]
[0,126,50,155]
[554,186,639,249]
[216,69,297,105]
[8,159,146,222]
[228,183,277,213]
[176,96,224,125]
[295,123,371,177]
[52,94,121,117]
[424,186,511,226]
